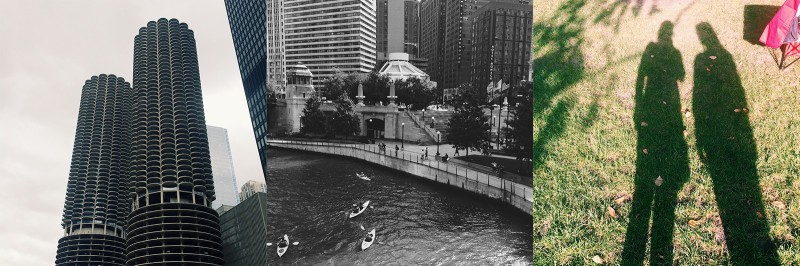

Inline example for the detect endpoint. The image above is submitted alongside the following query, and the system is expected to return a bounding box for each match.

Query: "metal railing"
[267,139,533,204]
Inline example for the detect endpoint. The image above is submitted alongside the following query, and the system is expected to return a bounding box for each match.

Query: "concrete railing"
[405,109,438,143]
[267,139,532,216]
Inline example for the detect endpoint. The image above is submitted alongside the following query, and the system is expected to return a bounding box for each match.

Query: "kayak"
[356,173,371,181]
[362,229,376,250]
[277,234,289,257]
[349,200,370,218]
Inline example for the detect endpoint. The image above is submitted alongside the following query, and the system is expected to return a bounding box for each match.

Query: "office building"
[239,180,267,202]
[219,192,269,265]
[420,0,490,89]
[283,0,378,86]
[56,75,132,266]
[376,0,422,67]
[268,0,287,88]
[224,0,269,177]
[126,18,223,264]
[470,0,532,88]
[207,125,240,210]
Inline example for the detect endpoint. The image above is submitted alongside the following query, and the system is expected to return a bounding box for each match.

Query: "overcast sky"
[0,1,263,264]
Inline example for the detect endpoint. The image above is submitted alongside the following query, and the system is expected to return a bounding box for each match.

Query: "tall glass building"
[126,18,224,265]
[56,74,132,266]
[207,125,240,210]
[223,0,268,177]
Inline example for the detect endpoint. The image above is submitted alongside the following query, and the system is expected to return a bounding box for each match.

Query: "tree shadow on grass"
[622,21,689,265]
[692,22,779,265]
[533,0,587,171]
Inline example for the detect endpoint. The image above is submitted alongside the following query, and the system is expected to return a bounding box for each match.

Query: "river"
[265,148,532,265]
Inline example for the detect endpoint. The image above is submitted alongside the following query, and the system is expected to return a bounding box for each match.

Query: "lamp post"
[401,122,405,149]
[298,115,303,132]
[369,118,373,139]
[495,103,502,147]
[436,131,441,156]
[431,116,435,128]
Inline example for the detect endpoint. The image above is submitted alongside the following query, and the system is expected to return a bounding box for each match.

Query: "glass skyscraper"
[56,74,132,266]
[223,0,268,177]
[126,18,224,264]
[207,125,240,210]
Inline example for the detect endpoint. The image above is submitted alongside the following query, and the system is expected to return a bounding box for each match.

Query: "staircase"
[400,110,436,145]
[414,109,455,143]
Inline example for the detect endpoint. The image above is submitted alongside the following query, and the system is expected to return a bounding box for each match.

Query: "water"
[265,148,532,265]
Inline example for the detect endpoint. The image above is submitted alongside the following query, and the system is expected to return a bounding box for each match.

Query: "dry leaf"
[772,201,786,210]
[641,121,648,127]
[608,206,618,218]
[643,148,649,154]
[684,111,692,118]
[683,130,689,137]
[709,55,717,59]
[592,255,604,264]
[734,108,741,113]
[743,108,749,113]
[614,196,627,205]
[688,219,699,227]
[756,211,764,218]
[655,176,664,186]
[706,67,710,71]
[650,54,654,58]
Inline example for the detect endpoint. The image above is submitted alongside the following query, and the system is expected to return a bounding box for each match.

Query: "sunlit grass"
[534,0,800,264]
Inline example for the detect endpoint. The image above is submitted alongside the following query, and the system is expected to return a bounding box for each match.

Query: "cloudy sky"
[0,0,263,264]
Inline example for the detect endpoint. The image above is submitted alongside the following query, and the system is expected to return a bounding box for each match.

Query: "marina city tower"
[126,18,224,264]
[56,75,133,265]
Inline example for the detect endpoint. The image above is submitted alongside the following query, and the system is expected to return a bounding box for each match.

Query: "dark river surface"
[265,148,532,265]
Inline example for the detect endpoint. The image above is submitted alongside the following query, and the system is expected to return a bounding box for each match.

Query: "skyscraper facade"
[268,0,287,88]
[56,74,132,266]
[283,0,378,86]
[126,18,224,264]
[224,0,269,177]
[420,0,489,89]
[376,0,422,67]
[239,180,267,202]
[207,125,240,210]
[470,0,532,87]
[219,192,269,265]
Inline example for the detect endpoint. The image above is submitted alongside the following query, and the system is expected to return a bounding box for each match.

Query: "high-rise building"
[420,0,489,89]
[470,0,532,88]
[219,192,269,265]
[283,0,378,86]
[126,18,224,264]
[268,0,287,88]
[377,0,422,67]
[56,74,132,266]
[207,125,240,210]
[239,180,267,202]
[224,0,269,177]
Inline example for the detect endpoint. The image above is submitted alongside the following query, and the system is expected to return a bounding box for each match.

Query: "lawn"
[456,155,531,175]
[534,0,800,264]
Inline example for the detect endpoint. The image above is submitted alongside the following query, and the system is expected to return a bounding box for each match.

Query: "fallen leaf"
[772,201,786,210]
[643,148,649,154]
[688,219,699,227]
[641,121,648,127]
[650,54,654,58]
[592,255,604,264]
[756,211,764,218]
[709,55,717,59]
[683,130,689,137]
[743,108,749,113]
[655,176,664,186]
[614,196,627,205]
[734,108,741,113]
[608,206,618,218]
[706,68,710,71]
[684,111,692,118]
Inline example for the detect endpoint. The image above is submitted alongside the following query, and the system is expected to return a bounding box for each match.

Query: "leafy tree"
[395,77,436,110]
[300,96,327,135]
[331,92,361,137]
[447,84,491,156]
[502,81,532,173]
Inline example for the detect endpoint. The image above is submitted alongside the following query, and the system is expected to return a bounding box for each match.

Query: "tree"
[395,77,436,110]
[300,96,327,135]
[447,84,491,156]
[502,81,532,174]
[331,92,361,137]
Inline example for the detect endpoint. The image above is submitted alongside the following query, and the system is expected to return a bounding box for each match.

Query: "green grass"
[534,0,800,264]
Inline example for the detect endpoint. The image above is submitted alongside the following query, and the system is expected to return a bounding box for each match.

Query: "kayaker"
[277,237,287,248]
[365,232,373,242]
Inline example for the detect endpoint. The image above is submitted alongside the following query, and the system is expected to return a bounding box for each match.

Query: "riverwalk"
[267,139,533,216]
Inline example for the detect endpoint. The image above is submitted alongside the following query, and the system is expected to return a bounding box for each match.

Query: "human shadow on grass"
[622,21,689,265]
[692,22,779,265]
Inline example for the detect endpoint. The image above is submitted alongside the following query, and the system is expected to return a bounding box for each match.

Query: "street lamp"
[431,117,435,128]
[436,131,441,156]
[494,104,501,146]
[401,122,405,149]
[298,115,303,131]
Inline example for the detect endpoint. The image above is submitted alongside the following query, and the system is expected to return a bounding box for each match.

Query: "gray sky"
[0,1,263,264]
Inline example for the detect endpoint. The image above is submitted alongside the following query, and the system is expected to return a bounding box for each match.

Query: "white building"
[283,0,378,86]
[239,180,268,202]
[378,52,430,82]
[207,125,240,209]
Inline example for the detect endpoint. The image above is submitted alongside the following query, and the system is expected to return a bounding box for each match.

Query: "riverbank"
[267,139,532,216]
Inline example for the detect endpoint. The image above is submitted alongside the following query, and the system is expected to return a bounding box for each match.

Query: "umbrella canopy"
[760,0,800,48]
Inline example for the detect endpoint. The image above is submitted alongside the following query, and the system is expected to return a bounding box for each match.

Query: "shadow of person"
[692,22,779,265]
[622,21,689,265]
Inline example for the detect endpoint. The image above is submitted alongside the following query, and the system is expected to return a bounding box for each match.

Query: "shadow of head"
[697,22,722,49]
[658,21,674,43]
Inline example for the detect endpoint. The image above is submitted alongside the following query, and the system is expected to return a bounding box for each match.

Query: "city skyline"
[0,1,262,265]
